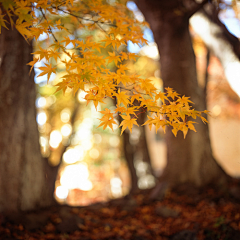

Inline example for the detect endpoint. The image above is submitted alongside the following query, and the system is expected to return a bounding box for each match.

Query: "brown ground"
[1,181,240,240]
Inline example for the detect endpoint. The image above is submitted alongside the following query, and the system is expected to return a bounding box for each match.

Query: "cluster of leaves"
[0,0,208,137]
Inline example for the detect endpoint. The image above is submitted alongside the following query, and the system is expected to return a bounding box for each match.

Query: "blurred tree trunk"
[123,130,139,193]
[136,0,229,193]
[0,27,57,213]
[122,103,156,194]
[190,7,240,97]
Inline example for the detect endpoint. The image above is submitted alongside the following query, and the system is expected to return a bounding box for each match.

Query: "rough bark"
[0,27,57,213]
[136,0,229,190]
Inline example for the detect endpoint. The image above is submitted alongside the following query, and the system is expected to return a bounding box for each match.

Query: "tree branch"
[190,8,240,97]
[186,0,210,19]
[203,6,240,60]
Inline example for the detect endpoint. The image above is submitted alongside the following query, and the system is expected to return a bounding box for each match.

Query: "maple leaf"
[114,105,126,114]
[125,106,138,117]
[155,92,168,104]
[177,95,193,106]
[181,124,188,139]
[99,108,114,120]
[37,63,57,82]
[66,0,74,5]
[106,51,121,65]
[48,50,60,62]
[33,45,49,61]
[85,91,105,109]
[55,80,69,94]
[117,64,129,75]
[61,36,75,48]
[130,93,143,104]
[119,114,139,135]
[165,87,179,100]
[97,117,117,131]
[128,53,138,61]
[172,127,179,137]
[115,74,133,86]
[102,36,115,47]
[200,116,208,124]
[115,89,129,107]
[143,115,166,133]
[120,52,128,61]
[0,14,8,34]
[187,121,197,132]
[139,79,156,95]
[141,98,156,111]
[27,57,39,74]
[190,110,200,119]
[142,115,154,131]
[177,108,186,122]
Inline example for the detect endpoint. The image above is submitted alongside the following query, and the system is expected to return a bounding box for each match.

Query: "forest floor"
[1,180,240,240]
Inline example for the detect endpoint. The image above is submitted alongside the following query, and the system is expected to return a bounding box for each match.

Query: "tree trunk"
[0,27,57,213]
[123,130,139,194]
[136,107,156,178]
[122,102,156,194]
[136,0,229,190]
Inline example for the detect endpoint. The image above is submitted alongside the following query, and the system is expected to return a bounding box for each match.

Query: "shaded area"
[1,180,240,240]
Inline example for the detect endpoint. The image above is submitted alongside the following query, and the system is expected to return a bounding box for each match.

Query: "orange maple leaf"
[119,114,139,135]
[97,117,117,131]
[37,63,57,82]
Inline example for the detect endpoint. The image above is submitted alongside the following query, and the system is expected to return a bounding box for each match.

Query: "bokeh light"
[63,147,84,164]
[49,130,62,148]
[60,163,93,191]
[89,148,100,159]
[110,177,122,198]
[55,185,69,200]
[61,108,71,123]
[77,90,87,103]
[61,124,72,137]
[37,111,47,125]
[36,97,47,108]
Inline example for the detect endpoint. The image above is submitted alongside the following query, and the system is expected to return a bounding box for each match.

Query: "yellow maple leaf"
[142,115,154,130]
[155,92,168,104]
[84,91,105,109]
[55,80,69,95]
[97,117,117,131]
[140,79,156,95]
[0,14,8,34]
[115,89,129,107]
[177,95,193,107]
[125,106,138,116]
[99,108,114,120]
[117,64,129,75]
[37,63,57,82]
[165,87,179,100]
[33,45,49,61]
[106,51,121,65]
[114,105,126,114]
[142,115,166,133]
[187,121,197,132]
[119,114,139,135]
[172,127,179,137]
[27,57,39,74]
[182,124,188,139]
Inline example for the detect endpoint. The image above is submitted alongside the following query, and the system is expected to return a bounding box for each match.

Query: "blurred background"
[33,1,240,206]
